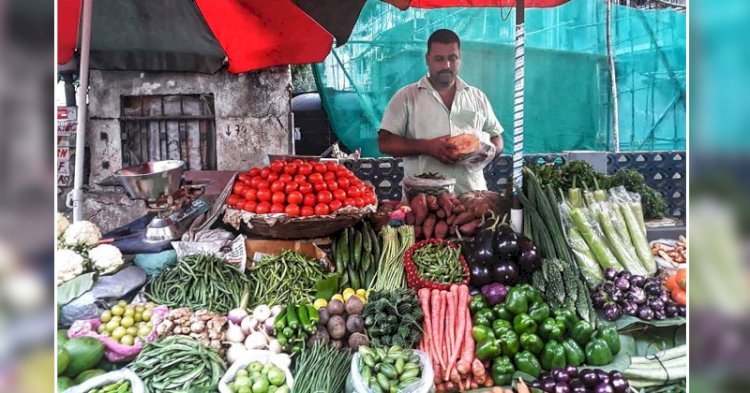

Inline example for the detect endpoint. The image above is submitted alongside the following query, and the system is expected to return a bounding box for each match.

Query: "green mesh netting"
[312,0,685,157]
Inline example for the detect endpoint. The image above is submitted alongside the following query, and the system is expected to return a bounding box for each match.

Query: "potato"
[345,296,364,316]
[348,332,369,351]
[318,307,330,325]
[327,315,347,340]
[345,315,364,333]
[327,299,345,316]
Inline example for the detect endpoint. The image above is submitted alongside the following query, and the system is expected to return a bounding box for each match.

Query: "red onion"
[228,291,251,324]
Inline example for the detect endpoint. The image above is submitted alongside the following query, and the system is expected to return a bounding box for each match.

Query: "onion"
[264,317,276,335]
[225,322,246,343]
[253,305,272,323]
[245,331,268,349]
[241,316,259,335]
[270,305,285,317]
[226,343,248,364]
[268,339,282,354]
[228,292,251,324]
[272,353,292,369]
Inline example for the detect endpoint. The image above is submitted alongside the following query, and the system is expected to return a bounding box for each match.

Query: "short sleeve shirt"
[379,75,503,194]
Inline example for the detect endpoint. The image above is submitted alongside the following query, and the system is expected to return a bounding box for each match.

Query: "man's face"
[426,42,461,88]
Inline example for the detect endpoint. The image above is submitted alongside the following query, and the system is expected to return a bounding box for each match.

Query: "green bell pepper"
[470,295,489,313]
[597,325,621,355]
[492,319,513,337]
[538,318,565,342]
[524,287,545,305]
[513,351,542,379]
[491,356,515,386]
[520,333,544,355]
[562,338,585,367]
[541,340,567,370]
[498,330,521,357]
[571,320,595,347]
[528,301,550,323]
[475,339,501,361]
[552,308,578,331]
[492,304,514,321]
[505,287,529,315]
[472,325,495,343]
[513,313,538,335]
[472,308,495,327]
[585,338,614,366]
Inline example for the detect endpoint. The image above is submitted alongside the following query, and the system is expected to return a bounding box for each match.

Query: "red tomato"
[298,163,313,176]
[326,181,339,191]
[351,179,364,188]
[333,189,347,202]
[365,195,377,206]
[270,160,285,174]
[227,195,240,206]
[249,176,262,188]
[257,189,272,202]
[285,204,301,217]
[284,182,299,193]
[298,182,313,195]
[270,203,285,213]
[329,200,343,212]
[233,183,247,194]
[256,201,271,214]
[257,180,270,190]
[301,206,315,217]
[294,174,307,184]
[292,159,304,166]
[303,193,317,207]
[260,168,271,179]
[323,172,337,182]
[243,201,258,213]
[347,187,361,198]
[287,191,303,205]
[343,198,356,207]
[267,173,279,183]
[248,167,260,177]
[314,203,330,216]
[271,192,286,205]
[317,190,333,204]
[314,183,328,192]
[279,174,293,183]
[243,188,257,202]
[238,174,250,183]
[308,173,324,185]
[354,197,365,207]
[270,181,285,193]
[325,161,339,172]
[313,163,327,173]
[236,200,246,210]
[284,164,298,175]
[337,178,350,190]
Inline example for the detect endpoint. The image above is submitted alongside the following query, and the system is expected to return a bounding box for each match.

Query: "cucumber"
[353,230,363,268]
[377,373,390,390]
[379,363,397,379]
[399,368,420,381]
[362,223,372,254]
[339,229,350,270]
[349,268,361,290]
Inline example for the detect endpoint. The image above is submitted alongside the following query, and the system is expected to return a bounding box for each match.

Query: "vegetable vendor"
[377,29,504,194]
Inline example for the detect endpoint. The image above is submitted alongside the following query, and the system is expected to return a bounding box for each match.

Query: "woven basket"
[404,239,470,291]
[222,206,371,240]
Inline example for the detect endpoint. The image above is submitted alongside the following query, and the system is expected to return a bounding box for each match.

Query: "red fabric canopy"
[383,0,569,9]
[195,0,334,74]
[58,0,81,65]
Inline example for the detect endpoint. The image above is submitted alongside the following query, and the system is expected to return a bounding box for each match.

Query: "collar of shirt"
[417,74,470,92]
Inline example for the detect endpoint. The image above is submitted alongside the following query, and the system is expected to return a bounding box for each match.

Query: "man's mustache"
[438,70,453,75]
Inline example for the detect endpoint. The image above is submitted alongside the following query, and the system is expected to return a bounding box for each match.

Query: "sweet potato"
[405,211,415,225]
[436,209,446,219]
[437,192,454,215]
[446,215,456,225]
[435,220,449,239]
[453,211,475,226]
[414,225,423,239]
[426,194,439,211]
[411,193,428,225]
[459,219,481,235]
[452,203,466,214]
[423,214,437,239]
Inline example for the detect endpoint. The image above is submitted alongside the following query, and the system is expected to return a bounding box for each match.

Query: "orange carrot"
[418,289,435,360]
[434,363,443,385]
[465,375,472,390]
[431,289,445,369]
[446,285,468,380]
[436,382,445,393]
[472,358,486,378]
[444,381,455,392]
[470,380,479,390]
[483,375,494,387]
[457,306,475,375]
[450,367,461,384]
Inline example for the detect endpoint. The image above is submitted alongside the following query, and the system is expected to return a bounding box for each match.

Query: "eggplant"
[628,275,646,288]
[593,383,614,393]
[595,370,611,385]
[480,283,508,305]
[604,268,618,280]
[569,380,587,393]
[592,290,609,308]
[627,287,647,305]
[541,377,557,392]
[622,301,639,316]
[608,371,623,379]
[603,302,623,321]
[554,382,570,393]
[614,276,630,291]
[658,291,670,304]
[517,236,542,273]
[552,367,571,384]
[638,306,654,320]
[469,262,492,287]
[618,270,632,280]
[644,282,662,296]
[664,302,679,318]
[648,298,665,311]
[491,261,520,286]
[471,226,495,266]
[531,381,543,389]
[493,224,521,260]
[610,376,630,393]
[602,282,618,296]
[609,289,623,303]
[654,309,666,320]
[566,365,579,378]
[678,305,686,317]
[579,369,599,388]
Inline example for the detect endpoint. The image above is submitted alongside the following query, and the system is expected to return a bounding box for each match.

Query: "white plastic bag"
[346,350,434,393]
[218,350,294,393]
[62,369,145,393]
[453,131,496,172]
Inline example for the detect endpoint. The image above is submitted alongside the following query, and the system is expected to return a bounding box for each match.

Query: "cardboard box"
[245,238,334,271]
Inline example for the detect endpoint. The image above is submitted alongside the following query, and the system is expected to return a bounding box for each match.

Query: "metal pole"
[510,0,525,234]
[69,0,93,221]
[606,0,621,152]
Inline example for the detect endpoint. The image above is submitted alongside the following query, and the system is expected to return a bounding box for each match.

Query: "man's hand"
[425,136,458,164]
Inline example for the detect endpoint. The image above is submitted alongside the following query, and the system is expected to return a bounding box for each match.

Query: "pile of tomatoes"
[226,159,378,217]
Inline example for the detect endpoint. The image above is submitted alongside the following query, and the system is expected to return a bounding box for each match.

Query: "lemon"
[331,294,344,302]
[313,299,328,310]
[120,335,135,346]
[100,310,112,323]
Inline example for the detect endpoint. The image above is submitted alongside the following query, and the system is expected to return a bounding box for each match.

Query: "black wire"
[501,6,514,21]
[647,352,672,383]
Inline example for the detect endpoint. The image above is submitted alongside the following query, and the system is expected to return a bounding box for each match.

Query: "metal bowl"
[114,160,186,201]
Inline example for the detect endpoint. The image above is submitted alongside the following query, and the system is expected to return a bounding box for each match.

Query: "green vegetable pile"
[245,250,325,308]
[363,289,423,348]
[225,360,289,393]
[130,336,226,393]
[145,253,248,313]
[332,222,380,291]
[410,242,465,284]
[356,345,423,393]
[532,258,595,323]
[292,342,352,393]
[470,285,621,384]
[86,380,132,393]
[273,304,320,354]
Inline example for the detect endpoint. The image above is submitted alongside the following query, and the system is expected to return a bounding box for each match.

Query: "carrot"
[450,367,461,384]
[438,290,448,369]
[444,381,455,392]
[465,375,472,391]
[457,306,475,375]
[434,364,443,385]
[444,285,459,380]
[436,382,444,393]
[432,289,446,370]
[418,289,435,361]
[483,375,494,387]
[472,358,486,378]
